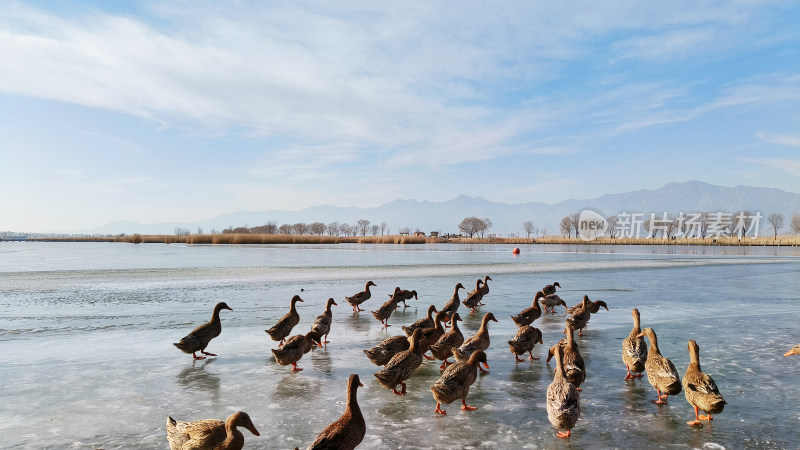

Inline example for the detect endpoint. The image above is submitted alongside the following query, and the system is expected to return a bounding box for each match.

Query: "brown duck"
[546,345,580,438]
[508,325,543,362]
[452,312,498,369]
[166,411,259,450]
[419,311,449,360]
[371,287,402,328]
[440,282,465,323]
[547,324,585,390]
[374,329,425,396]
[462,278,484,312]
[431,350,489,415]
[637,327,682,404]
[272,331,320,372]
[392,288,418,308]
[536,291,567,314]
[429,312,465,369]
[173,302,233,360]
[345,281,376,312]
[682,340,726,426]
[542,281,561,296]
[363,335,410,366]
[510,294,543,327]
[566,295,592,336]
[265,295,304,346]
[621,308,647,380]
[306,374,366,450]
[310,298,337,344]
[402,305,438,336]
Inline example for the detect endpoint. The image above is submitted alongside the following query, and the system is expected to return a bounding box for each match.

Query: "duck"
[784,345,800,356]
[311,298,337,344]
[363,335,411,366]
[440,282,465,323]
[452,312,498,370]
[429,312,465,370]
[546,344,580,438]
[508,325,543,362]
[271,331,321,372]
[419,311,449,360]
[431,350,490,415]
[637,327,682,404]
[265,295,304,346]
[542,281,561,296]
[166,411,259,450]
[566,298,609,315]
[566,295,592,336]
[374,328,425,396]
[462,279,484,312]
[621,308,647,380]
[173,302,233,360]
[306,374,366,450]
[402,305,438,336]
[536,291,567,314]
[371,287,402,328]
[683,340,726,427]
[479,275,491,299]
[345,281,376,312]
[510,294,543,327]
[392,288,418,308]
[547,324,585,390]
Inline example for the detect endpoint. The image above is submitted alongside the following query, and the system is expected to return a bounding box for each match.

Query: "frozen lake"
[1,242,798,449]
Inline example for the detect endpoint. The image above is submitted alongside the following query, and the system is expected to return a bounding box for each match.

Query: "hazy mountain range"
[92,180,800,236]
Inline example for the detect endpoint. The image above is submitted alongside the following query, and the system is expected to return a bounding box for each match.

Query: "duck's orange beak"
[482,362,490,370]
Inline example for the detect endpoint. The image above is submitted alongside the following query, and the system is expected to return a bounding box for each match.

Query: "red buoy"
[512,247,520,254]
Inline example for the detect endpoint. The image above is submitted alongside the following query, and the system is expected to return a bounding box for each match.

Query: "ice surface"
[0,242,798,448]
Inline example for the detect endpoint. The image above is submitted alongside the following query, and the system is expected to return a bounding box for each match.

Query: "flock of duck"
[167,278,799,449]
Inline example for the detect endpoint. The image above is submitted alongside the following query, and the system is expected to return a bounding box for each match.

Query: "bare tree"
[480,218,492,238]
[698,212,710,239]
[326,222,340,236]
[278,224,292,234]
[380,222,387,235]
[767,213,784,238]
[399,226,411,235]
[541,227,547,237]
[459,216,489,238]
[174,227,190,236]
[370,224,380,236]
[560,216,572,237]
[607,216,618,238]
[196,227,204,235]
[310,222,326,236]
[791,213,800,236]
[357,219,371,236]
[523,220,535,239]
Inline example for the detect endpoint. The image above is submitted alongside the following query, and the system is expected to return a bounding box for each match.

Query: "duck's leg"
[698,411,713,421]
[434,403,447,415]
[515,354,525,362]
[653,389,668,404]
[423,352,435,361]
[290,362,303,372]
[439,359,452,370]
[323,333,330,344]
[461,398,477,411]
[192,352,206,360]
[200,350,217,357]
[556,430,571,438]
[528,351,539,360]
[624,364,636,380]
[686,406,703,426]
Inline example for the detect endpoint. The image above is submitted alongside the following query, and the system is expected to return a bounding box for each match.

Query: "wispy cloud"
[757,132,800,147]
[740,158,800,177]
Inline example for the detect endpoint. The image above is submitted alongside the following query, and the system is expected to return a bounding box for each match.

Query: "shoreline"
[17,233,800,246]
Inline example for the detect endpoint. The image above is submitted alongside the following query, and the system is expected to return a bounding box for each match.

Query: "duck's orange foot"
[529,356,540,360]
[192,353,206,360]
[686,420,703,427]
[653,399,667,404]
[434,404,447,415]
[201,351,217,356]
[424,354,435,361]
[556,430,571,438]
[624,373,636,380]
[290,363,303,372]
[461,400,477,411]
[699,414,713,421]
[576,387,582,391]
[515,356,525,362]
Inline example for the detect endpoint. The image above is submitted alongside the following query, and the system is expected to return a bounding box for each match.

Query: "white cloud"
[756,133,800,147]
[740,158,800,177]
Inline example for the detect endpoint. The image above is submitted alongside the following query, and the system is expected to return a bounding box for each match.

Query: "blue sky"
[1,1,799,232]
